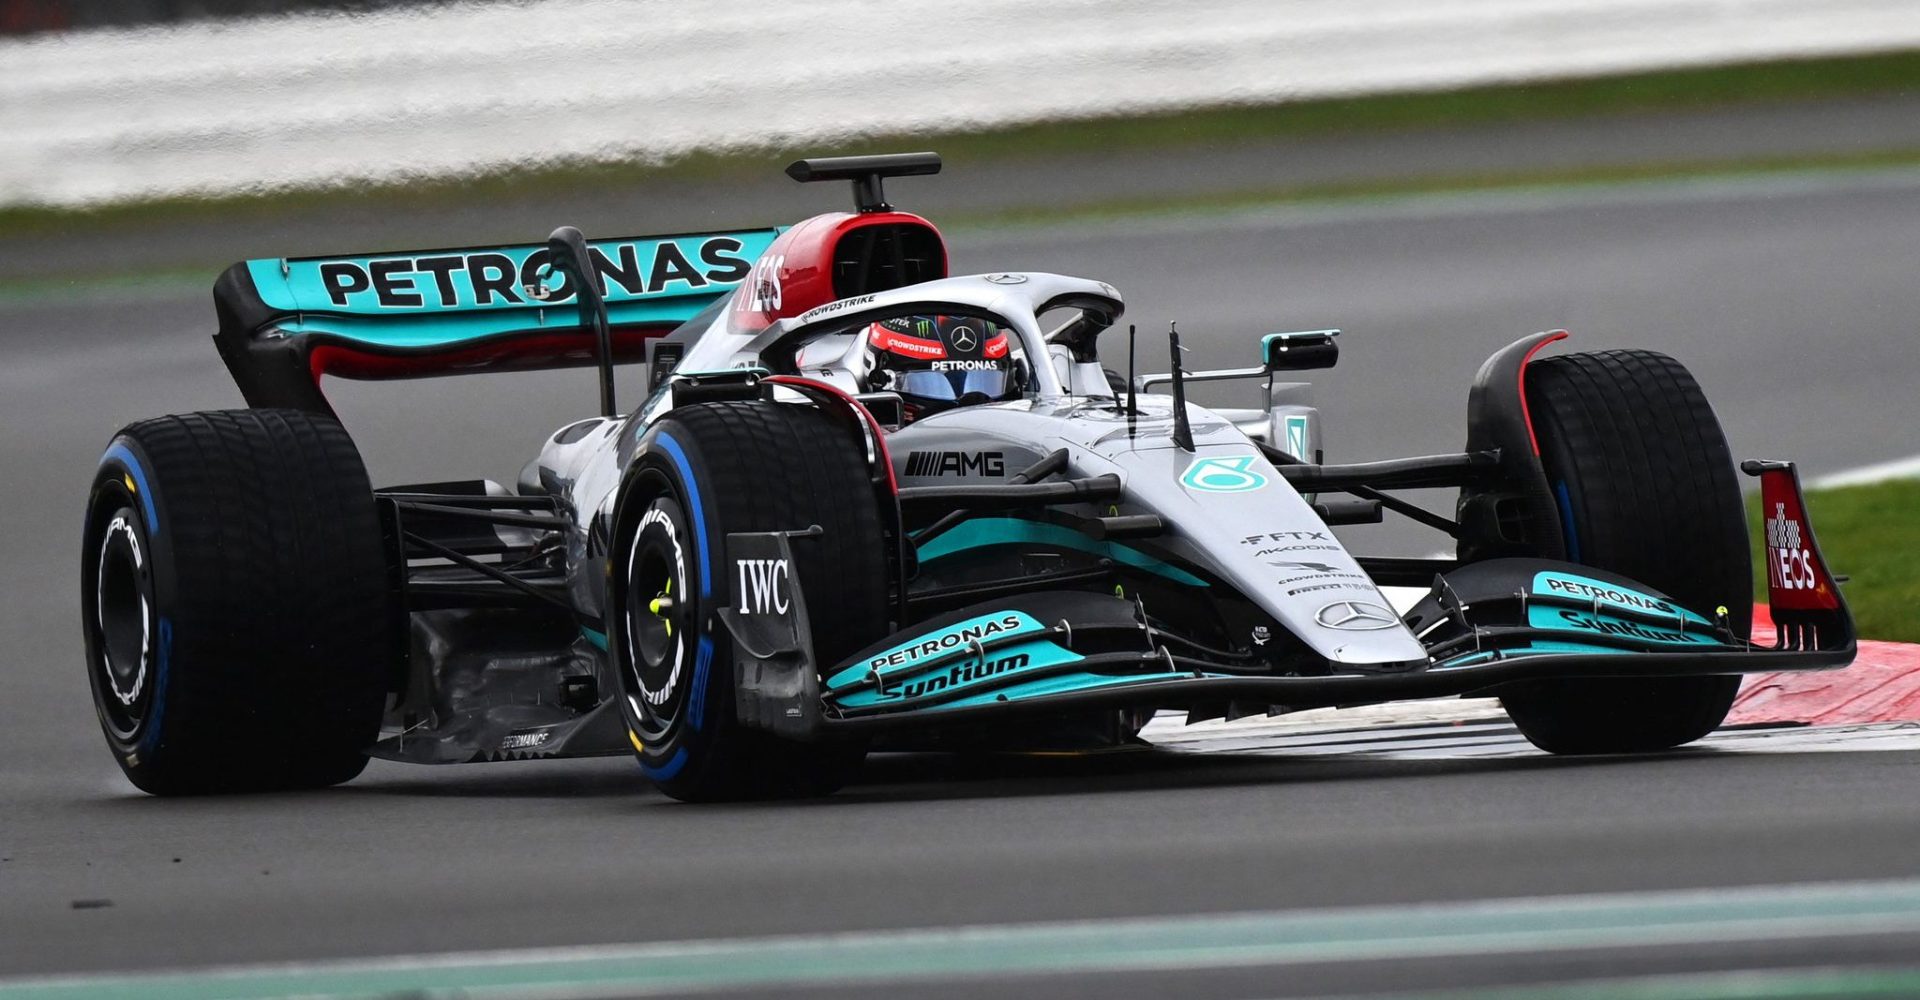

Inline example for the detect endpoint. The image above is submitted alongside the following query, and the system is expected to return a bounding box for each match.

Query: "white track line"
[1811,453,1920,489]
[1147,715,1920,760]
[12,877,1920,998]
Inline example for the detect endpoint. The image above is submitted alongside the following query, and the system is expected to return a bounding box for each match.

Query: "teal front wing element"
[818,607,1231,713]
[832,635,1088,710]
[1530,570,1711,625]
[1433,634,1733,671]
[915,518,1208,587]
[1526,605,1720,647]
[928,669,1230,711]
[829,660,1232,714]
[1424,570,1729,668]
[1434,643,1624,670]
[243,228,781,348]
[825,610,1053,691]
[827,610,1101,710]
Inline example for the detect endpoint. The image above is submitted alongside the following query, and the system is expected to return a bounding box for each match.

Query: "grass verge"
[5,48,1920,238]
[1750,478,1920,643]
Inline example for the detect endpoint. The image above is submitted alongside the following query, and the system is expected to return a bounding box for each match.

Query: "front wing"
[717,461,1854,738]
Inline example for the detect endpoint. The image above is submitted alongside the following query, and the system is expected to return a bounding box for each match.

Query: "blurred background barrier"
[5,0,1920,208]
[0,0,441,35]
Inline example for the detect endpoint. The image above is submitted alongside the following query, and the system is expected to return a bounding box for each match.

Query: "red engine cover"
[729,211,947,334]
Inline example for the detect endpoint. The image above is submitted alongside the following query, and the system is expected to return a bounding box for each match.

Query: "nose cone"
[1099,429,1429,669]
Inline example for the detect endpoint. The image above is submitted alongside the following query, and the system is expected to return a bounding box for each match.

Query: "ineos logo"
[736,558,790,614]
[739,254,784,313]
[1314,601,1398,631]
[1765,502,1819,591]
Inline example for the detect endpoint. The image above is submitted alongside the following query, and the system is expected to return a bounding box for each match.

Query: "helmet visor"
[893,369,1011,402]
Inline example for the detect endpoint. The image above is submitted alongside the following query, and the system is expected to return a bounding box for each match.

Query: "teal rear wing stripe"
[240,228,781,347]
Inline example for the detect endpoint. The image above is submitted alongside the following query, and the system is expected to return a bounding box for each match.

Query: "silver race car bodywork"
[537,273,1422,670]
[175,153,1855,777]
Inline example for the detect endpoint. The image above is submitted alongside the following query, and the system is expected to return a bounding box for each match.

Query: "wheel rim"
[92,509,154,740]
[623,497,691,743]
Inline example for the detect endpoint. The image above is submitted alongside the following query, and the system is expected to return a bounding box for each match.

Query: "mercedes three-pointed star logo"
[948,324,979,352]
[1314,600,1399,631]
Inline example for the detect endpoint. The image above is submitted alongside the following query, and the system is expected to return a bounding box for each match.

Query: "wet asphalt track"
[4,167,1920,995]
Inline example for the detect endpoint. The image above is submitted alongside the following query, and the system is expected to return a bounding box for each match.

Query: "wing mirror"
[1263,329,1340,372]
[1135,327,1342,393]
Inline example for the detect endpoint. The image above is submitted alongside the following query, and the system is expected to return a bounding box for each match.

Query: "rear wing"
[212,227,780,414]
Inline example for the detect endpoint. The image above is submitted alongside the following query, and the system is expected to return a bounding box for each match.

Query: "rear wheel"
[611,401,892,801]
[1500,350,1750,754]
[82,409,399,794]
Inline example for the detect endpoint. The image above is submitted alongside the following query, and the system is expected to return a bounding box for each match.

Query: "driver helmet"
[862,315,1018,421]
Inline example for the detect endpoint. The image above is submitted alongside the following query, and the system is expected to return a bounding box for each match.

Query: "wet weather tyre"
[611,401,891,801]
[1500,350,1751,755]
[82,409,398,794]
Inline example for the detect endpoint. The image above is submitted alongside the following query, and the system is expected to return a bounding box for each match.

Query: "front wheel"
[1499,350,1749,754]
[610,401,892,801]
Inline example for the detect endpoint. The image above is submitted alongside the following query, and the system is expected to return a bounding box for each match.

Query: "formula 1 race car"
[82,153,1857,799]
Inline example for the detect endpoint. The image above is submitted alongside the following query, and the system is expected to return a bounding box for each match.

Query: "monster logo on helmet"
[863,315,1020,421]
